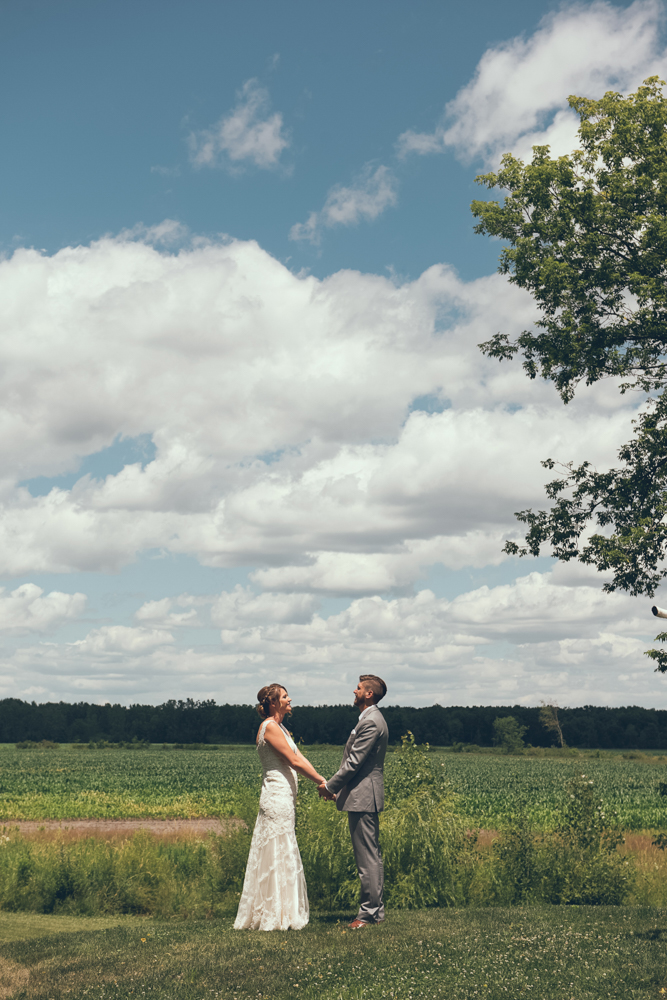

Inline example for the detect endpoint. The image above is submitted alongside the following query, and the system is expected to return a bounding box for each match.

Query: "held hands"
[317,780,335,801]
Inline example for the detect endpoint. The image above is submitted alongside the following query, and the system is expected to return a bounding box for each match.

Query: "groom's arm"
[325,720,379,795]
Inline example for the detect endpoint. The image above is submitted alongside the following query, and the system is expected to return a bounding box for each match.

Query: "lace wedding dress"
[233,719,309,931]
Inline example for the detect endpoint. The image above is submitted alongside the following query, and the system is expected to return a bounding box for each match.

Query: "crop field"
[0,745,265,821]
[1,744,667,831]
[433,751,667,830]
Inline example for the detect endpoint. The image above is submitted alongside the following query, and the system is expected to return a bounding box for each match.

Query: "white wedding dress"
[233,719,309,931]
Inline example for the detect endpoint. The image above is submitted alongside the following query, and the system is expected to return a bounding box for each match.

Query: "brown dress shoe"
[348,919,369,929]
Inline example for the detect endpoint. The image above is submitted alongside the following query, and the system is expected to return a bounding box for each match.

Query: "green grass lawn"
[0,907,666,999]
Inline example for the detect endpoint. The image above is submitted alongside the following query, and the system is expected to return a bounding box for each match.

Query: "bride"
[234,683,328,931]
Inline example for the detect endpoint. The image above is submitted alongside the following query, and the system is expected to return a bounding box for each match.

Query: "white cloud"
[0,584,85,634]
[290,165,397,244]
[250,533,514,596]
[189,79,290,170]
[0,232,636,585]
[397,0,665,165]
[135,597,200,628]
[71,626,174,654]
[209,573,656,707]
[0,224,656,707]
[150,165,181,178]
[0,572,659,707]
[445,571,644,641]
[211,587,320,627]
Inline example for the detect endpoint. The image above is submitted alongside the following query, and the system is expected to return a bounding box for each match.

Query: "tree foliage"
[4,698,667,748]
[473,77,667,402]
[505,395,667,598]
[539,701,566,748]
[471,78,667,667]
[492,715,527,754]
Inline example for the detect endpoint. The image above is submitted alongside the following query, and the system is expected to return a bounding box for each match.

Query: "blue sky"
[2,0,560,279]
[1,0,666,709]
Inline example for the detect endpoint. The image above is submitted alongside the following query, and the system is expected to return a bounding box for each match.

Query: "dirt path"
[0,818,245,839]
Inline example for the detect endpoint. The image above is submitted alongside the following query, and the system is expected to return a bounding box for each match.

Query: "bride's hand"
[317,780,335,801]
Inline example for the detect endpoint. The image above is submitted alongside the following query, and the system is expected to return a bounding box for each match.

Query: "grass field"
[2,744,667,831]
[2,745,667,996]
[0,907,666,999]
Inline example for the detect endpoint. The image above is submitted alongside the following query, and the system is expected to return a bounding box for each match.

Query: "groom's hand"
[318,781,334,801]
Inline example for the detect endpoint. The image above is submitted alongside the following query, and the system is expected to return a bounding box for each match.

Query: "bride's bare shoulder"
[256,718,278,744]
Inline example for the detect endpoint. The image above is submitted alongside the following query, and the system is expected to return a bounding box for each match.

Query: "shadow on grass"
[629,926,667,941]
[310,912,354,924]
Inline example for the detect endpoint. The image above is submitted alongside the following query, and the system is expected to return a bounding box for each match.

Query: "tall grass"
[0,736,643,916]
[0,829,252,918]
[296,731,477,911]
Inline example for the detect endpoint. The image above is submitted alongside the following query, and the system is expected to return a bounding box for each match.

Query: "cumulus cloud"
[290,165,398,243]
[189,79,290,170]
[71,626,175,655]
[135,597,200,628]
[210,587,320,627]
[397,0,665,165]
[0,223,655,707]
[0,231,636,585]
[0,584,85,634]
[0,572,658,707]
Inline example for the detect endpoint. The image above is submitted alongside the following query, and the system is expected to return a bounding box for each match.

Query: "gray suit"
[326,705,388,923]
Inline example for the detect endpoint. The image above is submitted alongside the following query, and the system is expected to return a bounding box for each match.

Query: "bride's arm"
[263,722,325,785]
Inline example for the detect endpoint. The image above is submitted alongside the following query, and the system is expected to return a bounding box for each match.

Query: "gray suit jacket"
[326,705,388,812]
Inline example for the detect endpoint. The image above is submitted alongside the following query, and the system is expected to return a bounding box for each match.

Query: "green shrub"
[537,835,634,905]
[296,793,358,910]
[381,789,477,908]
[14,740,59,750]
[385,731,438,800]
[85,738,151,750]
[474,818,537,906]
[381,731,476,908]
[537,773,634,905]
[473,773,635,906]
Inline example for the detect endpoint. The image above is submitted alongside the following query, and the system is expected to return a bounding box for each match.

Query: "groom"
[319,674,388,929]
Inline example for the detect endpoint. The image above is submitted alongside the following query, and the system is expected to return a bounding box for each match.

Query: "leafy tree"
[492,715,527,754]
[471,77,667,668]
[539,701,566,748]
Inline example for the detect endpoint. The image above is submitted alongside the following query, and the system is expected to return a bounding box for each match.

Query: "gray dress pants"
[348,811,384,923]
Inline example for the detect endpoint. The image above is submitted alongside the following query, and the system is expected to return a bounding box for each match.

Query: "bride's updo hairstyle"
[256,684,286,719]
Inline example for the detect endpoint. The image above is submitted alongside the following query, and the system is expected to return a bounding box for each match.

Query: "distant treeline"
[1,698,667,749]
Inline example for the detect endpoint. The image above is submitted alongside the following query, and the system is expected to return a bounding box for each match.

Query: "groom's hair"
[359,674,387,704]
